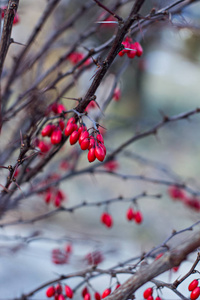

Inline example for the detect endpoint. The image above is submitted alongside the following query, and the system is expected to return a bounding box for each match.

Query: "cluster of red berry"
[80,283,120,300]
[168,186,200,211]
[65,117,106,162]
[100,207,143,229]
[46,284,73,300]
[52,244,72,265]
[1,6,20,25]
[43,188,65,207]
[118,37,143,58]
[143,288,161,300]
[38,173,66,207]
[68,52,91,66]
[81,287,101,300]
[188,279,200,300]
[126,207,143,224]
[46,282,122,299]
[38,102,107,163]
[84,250,104,265]
[37,103,66,153]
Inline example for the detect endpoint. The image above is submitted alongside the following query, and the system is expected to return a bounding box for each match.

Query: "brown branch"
[92,0,123,22]
[0,0,20,129]
[105,231,200,300]
[0,0,19,77]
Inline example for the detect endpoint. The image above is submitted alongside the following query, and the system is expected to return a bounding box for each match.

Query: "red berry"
[65,285,73,298]
[95,145,105,162]
[88,148,96,163]
[68,52,84,64]
[127,44,136,59]
[60,160,69,170]
[54,196,61,207]
[58,295,65,300]
[101,143,107,155]
[80,138,90,150]
[1,6,6,18]
[94,292,101,300]
[55,284,63,294]
[65,244,72,254]
[122,40,131,53]
[143,288,153,299]
[134,41,143,57]
[59,119,65,130]
[155,253,163,260]
[168,186,185,200]
[82,287,89,297]
[48,102,58,114]
[41,124,54,137]
[70,130,79,145]
[88,137,96,149]
[155,297,162,300]
[118,50,125,57]
[57,104,66,114]
[102,288,111,298]
[78,125,87,136]
[46,286,55,298]
[134,211,143,224]
[52,248,68,264]
[68,117,76,124]
[104,160,118,172]
[172,266,179,272]
[65,122,75,136]
[44,190,52,204]
[115,283,121,290]
[191,287,200,300]
[56,190,65,201]
[96,133,104,144]
[38,141,51,153]
[13,13,20,25]
[51,129,62,144]
[113,88,121,101]
[14,168,20,177]
[86,100,97,111]
[79,131,89,145]
[147,296,154,300]
[189,280,199,292]
[101,212,113,228]
[126,207,135,221]
[84,293,91,300]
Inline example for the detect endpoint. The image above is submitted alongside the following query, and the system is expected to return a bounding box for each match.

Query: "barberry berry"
[65,285,73,298]
[102,288,111,298]
[189,280,199,292]
[143,288,153,299]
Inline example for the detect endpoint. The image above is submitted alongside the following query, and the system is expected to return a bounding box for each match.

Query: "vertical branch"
[0,0,19,77]
[130,0,146,17]
[0,0,20,129]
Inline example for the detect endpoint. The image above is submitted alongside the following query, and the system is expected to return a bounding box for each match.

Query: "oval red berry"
[191,287,200,300]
